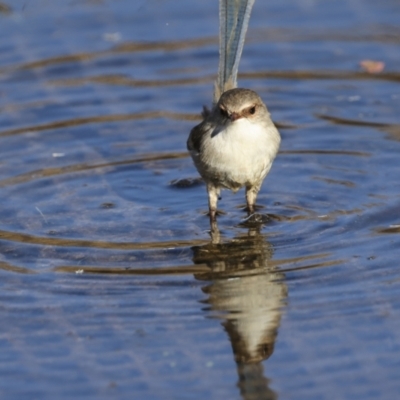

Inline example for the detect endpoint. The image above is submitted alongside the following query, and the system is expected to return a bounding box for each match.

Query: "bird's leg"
[245,184,260,215]
[207,184,220,224]
[210,219,221,244]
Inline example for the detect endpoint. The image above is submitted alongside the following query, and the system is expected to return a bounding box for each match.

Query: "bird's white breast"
[201,118,280,189]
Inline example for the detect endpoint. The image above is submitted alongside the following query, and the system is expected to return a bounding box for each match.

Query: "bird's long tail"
[214,0,256,103]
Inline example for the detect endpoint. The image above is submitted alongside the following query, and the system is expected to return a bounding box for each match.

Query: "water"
[1,0,400,399]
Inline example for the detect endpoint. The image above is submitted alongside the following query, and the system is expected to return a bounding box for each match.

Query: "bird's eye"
[249,106,256,115]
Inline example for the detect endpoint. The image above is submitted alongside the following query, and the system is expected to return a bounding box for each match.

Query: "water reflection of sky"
[0,0,400,399]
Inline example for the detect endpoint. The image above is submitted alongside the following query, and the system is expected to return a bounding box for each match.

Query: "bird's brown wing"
[187,119,208,153]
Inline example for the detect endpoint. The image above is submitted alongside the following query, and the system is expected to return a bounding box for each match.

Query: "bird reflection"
[192,222,287,400]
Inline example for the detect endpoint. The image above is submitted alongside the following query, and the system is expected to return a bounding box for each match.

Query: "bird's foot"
[206,209,226,217]
[240,212,273,226]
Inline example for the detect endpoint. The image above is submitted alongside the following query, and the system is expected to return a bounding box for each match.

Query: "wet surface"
[1,0,400,399]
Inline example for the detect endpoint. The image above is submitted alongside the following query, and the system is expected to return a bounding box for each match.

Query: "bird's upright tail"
[214,0,256,103]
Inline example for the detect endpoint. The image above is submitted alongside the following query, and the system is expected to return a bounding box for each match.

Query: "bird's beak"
[229,112,241,121]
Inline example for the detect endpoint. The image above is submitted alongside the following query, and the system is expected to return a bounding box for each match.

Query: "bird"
[187,0,281,225]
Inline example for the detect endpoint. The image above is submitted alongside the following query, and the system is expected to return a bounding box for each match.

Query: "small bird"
[187,0,280,224]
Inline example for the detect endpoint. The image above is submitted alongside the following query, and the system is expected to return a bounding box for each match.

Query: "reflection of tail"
[237,362,277,400]
[215,0,256,102]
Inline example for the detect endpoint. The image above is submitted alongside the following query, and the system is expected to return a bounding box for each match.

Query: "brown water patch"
[242,70,400,83]
[49,74,214,88]
[0,152,188,187]
[0,112,198,138]
[9,37,217,72]
[0,260,35,274]
[53,252,340,276]
[313,177,356,188]
[316,114,391,128]
[0,229,208,250]
[375,225,400,235]
[54,264,211,275]
[280,149,370,157]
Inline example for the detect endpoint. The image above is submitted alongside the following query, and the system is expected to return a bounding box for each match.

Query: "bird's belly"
[200,122,278,190]
[204,149,271,190]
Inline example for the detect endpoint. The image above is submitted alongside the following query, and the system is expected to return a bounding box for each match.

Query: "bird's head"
[216,88,267,123]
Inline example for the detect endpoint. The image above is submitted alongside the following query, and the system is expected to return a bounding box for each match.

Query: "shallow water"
[1,0,400,399]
